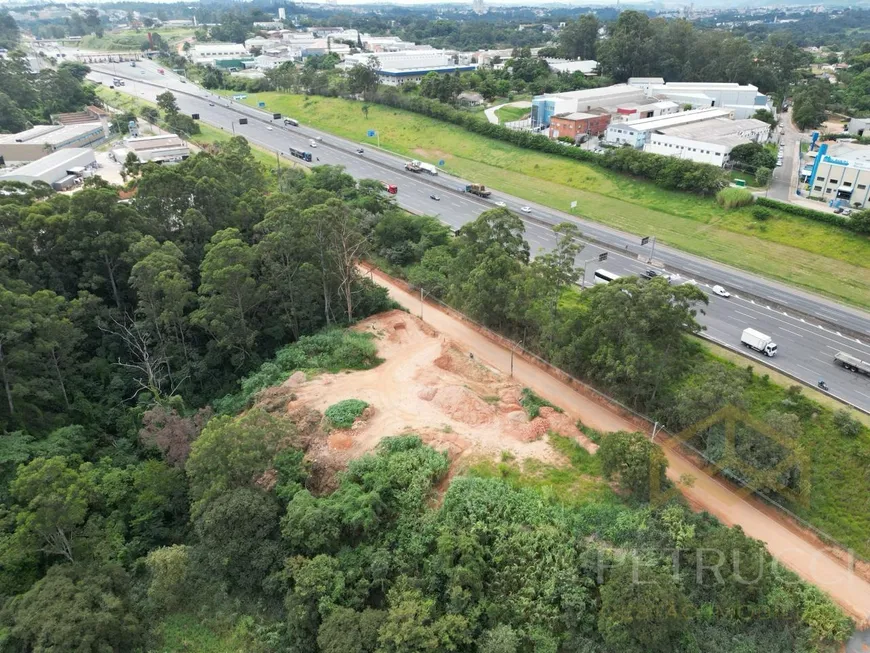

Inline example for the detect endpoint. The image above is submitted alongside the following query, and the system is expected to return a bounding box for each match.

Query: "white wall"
[645,135,730,166]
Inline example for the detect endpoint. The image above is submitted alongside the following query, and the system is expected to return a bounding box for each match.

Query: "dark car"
[430,194,440,201]
[356,148,364,154]
[640,269,659,280]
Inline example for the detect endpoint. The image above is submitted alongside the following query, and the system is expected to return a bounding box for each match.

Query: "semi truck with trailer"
[741,328,778,357]
[834,351,870,376]
[288,147,312,163]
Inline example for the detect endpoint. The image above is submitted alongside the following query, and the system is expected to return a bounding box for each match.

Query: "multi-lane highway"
[85,58,870,413]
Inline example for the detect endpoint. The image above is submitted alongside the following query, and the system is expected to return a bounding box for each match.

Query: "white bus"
[593,269,620,285]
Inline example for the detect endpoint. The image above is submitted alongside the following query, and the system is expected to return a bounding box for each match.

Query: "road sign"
[191,113,200,120]
[438,159,445,166]
[238,118,248,125]
[367,130,376,138]
[641,236,650,246]
[570,200,577,208]
[598,252,608,262]
[273,113,281,119]
[258,101,266,108]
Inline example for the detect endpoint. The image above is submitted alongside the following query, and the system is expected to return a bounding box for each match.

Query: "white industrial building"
[531,84,649,127]
[0,148,96,189]
[803,142,870,209]
[544,59,599,75]
[121,135,190,164]
[627,78,774,120]
[0,123,106,165]
[188,43,249,64]
[605,107,734,148]
[341,50,474,86]
[645,118,771,166]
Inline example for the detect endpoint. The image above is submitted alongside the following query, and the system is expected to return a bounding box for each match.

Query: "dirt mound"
[283,370,306,387]
[509,417,551,442]
[432,385,495,425]
[539,407,582,438]
[434,342,499,384]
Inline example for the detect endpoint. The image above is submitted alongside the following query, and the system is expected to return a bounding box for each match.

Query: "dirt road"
[373,271,870,624]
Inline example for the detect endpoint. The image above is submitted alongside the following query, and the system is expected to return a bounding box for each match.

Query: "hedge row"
[368,90,730,196]
[755,196,852,229]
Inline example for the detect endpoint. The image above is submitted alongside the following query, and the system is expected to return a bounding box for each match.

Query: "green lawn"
[494,105,530,124]
[80,28,194,51]
[216,91,870,309]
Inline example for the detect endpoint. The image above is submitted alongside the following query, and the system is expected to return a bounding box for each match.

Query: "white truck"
[741,328,778,357]
[419,162,438,176]
[834,351,870,376]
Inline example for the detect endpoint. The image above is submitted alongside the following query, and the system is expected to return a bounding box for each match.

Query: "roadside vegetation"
[373,207,870,559]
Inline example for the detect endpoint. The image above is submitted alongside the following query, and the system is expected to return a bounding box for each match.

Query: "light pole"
[510,338,524,378]
[641,235,656,263]
[419,287,431,319]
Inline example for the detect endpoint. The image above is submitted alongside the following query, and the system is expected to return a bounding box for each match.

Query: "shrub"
[519,388,562,419]
[755,197,855,232]
[598,430,668,501]
[325,399,369,428]
[752,206,772,221]
[716,187,754,209]
[832,409,863,438]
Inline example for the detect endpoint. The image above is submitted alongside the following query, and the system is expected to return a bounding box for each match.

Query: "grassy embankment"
[494,104,530,124]
[217,91,870,310]
[80,28,194,51]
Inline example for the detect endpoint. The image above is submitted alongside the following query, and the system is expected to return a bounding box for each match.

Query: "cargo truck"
[381,182,398,194]
[419,162,438,175]
[465,183,491,198]
[834,351,870,376]
[741,328,778,357]
[405,160,422,173]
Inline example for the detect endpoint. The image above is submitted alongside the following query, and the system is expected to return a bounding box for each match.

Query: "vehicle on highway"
[309,140,317,148]
[834,351,870,376]
[266,126,273,131]
[209,102,214,106]
[284,118,299,127]
[288,147,312,163]
[494,201,507,207]
[465,183,491,198]
[130,62,136,67]
[776,160,783,166]
[356,148,364,155]
[157,68,164,74]
[316,136,323,142]
[382,182,398,195]
[405,160,422,173]
[741,328,778,357]
[430,194,440,201]
[520,206,532,213]
[640,269,659,280]
[180,78,186,83]
[593,269,621,285]
[711,284,731,298]
[818,380,830,392]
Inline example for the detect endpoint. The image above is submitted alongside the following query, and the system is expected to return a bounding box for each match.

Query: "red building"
[549,112,611,141]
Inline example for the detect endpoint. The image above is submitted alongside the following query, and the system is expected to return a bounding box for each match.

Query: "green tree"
[185,410,294,514]
[598,430,668,502]
[377,584,471,653]
[317,607,386,653]
[157,90,179,116]
[598,559,688,653]
[2,563,142,652]
[192,228,264,367]
[558,14,600,60]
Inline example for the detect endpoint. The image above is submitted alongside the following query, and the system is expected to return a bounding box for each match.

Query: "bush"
[519,388,562,419]
[598,430,668,502]
[755,197,855,232]
[832,409,863,438]
[325,399,369,428]
[752,206,772,221]
[716,187,755,209]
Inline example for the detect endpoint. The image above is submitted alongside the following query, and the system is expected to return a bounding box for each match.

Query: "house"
[549,112,610,141]
[457,91,485,106]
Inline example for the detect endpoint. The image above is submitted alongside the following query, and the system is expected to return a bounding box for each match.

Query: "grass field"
[217,92,870,309]
[80,28,193,51]
[494,104,530,124]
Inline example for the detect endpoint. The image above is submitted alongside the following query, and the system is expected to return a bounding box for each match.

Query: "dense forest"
[0,139,855,650]
[0,52,97,133]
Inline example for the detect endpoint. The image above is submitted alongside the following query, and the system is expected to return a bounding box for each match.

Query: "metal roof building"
[0,148,96,189]
[0,123,106,164]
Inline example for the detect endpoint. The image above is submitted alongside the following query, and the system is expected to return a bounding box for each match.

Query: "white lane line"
[779,327,804,338]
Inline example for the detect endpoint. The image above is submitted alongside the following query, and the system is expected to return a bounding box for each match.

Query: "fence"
[370,266,870,575]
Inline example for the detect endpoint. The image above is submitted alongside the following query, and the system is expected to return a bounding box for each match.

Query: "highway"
[86,58,870,413]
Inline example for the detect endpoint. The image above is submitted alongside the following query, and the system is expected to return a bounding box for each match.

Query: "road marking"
[779,327,804,338]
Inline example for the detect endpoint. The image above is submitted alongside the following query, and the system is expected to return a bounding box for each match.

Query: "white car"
[711,284,731,298]
[494,200,507,207]
[266,126,273,131]
[309,140,317,148]
[520,206,532,213]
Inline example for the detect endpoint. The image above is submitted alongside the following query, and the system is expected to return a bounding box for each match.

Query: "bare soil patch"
[255,310,591,474]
